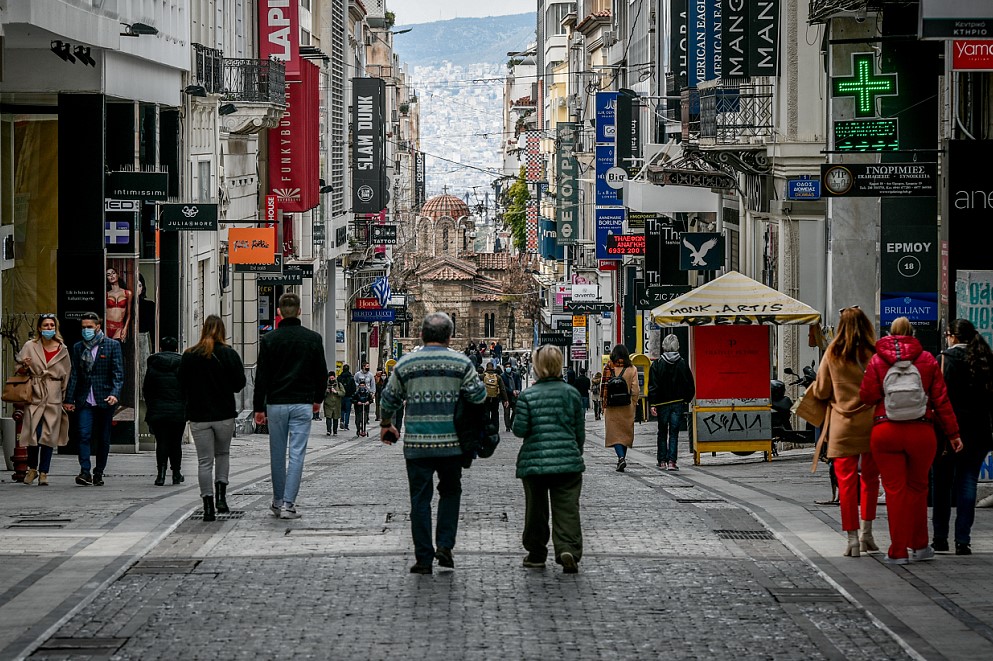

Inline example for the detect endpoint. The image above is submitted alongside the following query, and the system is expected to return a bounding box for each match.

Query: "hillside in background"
[395,13,535,67]
[394,13,536,203]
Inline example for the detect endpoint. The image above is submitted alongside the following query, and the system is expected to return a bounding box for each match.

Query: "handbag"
[2,373,34,404]
[794,390,827,428]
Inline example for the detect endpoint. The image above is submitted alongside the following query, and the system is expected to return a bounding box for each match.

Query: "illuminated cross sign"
[833,53,898,118]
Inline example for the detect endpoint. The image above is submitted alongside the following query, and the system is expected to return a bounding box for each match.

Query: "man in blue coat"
[64,312,124,486]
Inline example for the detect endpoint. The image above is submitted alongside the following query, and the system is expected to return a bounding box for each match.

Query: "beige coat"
[807,353,874,463]
[603,363,640,447]
[16,339,71,448]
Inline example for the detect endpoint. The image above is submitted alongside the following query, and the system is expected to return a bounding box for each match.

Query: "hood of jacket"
[875,335,923,366]
[147,351,182,373]
[661,351,681,364]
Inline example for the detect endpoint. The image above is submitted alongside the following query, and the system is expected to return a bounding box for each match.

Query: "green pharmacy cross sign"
[833,53,898,118]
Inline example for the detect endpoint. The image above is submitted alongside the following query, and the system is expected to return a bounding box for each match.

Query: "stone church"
[393,194,529,349]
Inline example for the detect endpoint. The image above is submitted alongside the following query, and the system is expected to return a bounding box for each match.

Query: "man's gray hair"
[662,334,679,352]
[421,312,454,344]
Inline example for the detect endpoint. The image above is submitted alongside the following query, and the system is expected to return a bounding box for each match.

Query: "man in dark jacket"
[573,367,591,416]
[142,336,185,486]
[482,361,509,431]
[648,334,695,471]
[339,364,356,430]
[64,311,124,487]
[253,293,328,519]
[501,364,522,432]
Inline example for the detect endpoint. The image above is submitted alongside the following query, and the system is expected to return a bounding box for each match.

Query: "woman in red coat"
[859,317,963,564]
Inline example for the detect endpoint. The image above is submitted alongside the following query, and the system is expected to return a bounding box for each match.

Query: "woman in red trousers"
[860,317,962,565]
[807,306,879,557]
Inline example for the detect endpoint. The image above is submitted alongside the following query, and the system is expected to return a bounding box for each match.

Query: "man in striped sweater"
[380,312,486,574]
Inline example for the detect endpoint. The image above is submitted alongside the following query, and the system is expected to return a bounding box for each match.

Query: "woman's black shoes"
[172,470,184,485]
[202,496,216,522]
[154,466,166,486]
[616,457,627,472]
[215,482,229,514]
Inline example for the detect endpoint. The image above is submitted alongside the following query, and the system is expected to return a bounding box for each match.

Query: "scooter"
[770,362,817,457]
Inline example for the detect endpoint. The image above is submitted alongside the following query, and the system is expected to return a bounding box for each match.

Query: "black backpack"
[605,367,632,407]
[454,392,500,468]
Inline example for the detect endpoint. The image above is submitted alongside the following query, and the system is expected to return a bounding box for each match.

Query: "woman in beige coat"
[806,306,879,557]
[16,314,71,486]
[603,344,640,472]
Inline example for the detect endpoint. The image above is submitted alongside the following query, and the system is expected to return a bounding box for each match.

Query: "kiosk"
[651,272,821,465]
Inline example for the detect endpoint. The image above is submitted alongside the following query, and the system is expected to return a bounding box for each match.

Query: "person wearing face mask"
[17,314,72,486]
[64,312,124,487]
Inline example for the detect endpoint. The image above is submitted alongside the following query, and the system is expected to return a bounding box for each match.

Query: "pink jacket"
[859,335,959,438]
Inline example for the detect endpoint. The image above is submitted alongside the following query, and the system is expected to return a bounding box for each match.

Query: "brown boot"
[23,469,38,485]
[38,472,49,486]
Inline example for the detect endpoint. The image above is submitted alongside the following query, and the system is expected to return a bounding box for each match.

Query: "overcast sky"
[390,0,535,25]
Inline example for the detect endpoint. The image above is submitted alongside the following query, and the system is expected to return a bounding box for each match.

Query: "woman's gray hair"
[662,334,680,352]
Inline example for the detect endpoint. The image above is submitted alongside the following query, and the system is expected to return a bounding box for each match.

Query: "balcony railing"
[223,58,286,105]
[698,78,774,145]
[193,43,224,93]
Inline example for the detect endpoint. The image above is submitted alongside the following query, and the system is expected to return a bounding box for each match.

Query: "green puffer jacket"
[512,377,586,478]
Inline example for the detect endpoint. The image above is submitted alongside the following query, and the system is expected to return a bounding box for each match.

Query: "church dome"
[421,194,472,220]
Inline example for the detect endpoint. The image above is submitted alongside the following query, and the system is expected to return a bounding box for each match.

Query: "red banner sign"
[259,0,299,77]
[693,326,770,401]
[953,40,993,71]
[265,195,278,225]
[355,297,382,310]
[268,60,320,213]
[605,234,646,256]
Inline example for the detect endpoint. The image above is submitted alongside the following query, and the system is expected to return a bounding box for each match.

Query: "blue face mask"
[81,328,96,341]
[41,330,57,340]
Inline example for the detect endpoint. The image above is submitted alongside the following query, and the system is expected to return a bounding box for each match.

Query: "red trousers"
[834,452,879,531]
[870,421,936,560]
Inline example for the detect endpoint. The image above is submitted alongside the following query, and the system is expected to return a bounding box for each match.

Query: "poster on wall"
[105,257,140,445]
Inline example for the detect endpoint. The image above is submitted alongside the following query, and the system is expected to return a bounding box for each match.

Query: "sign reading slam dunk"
[352,78,386,215]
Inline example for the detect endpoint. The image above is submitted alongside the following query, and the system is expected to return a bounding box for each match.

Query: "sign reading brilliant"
[832,53,898,118]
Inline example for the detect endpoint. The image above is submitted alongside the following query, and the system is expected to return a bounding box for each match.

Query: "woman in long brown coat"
[16,314,71,486]
[807,306,879,557]
[603,344,639,472]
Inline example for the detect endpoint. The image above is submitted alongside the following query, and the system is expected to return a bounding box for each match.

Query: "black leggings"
[152,420,185,471]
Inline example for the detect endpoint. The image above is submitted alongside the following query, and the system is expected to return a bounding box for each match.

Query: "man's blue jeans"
[341,396,352,427]
[267,404,312,507]
[77,405,114,474]
[656,403,684,465]
[405,456,463,567]
[932,444,988,545]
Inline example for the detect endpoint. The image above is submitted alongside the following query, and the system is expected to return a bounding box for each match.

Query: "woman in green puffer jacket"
[512,344,586,574]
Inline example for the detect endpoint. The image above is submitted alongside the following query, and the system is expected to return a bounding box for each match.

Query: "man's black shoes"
[75,471,92,486]
[409,564,433,575]
[435,547,455,568]
[92,472,104,486]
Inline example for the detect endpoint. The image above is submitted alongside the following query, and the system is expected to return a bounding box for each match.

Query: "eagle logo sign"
[683,236,719,267]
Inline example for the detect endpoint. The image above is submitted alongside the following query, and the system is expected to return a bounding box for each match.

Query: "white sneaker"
[909,546,935,563]
[270,502,282,517]
[279,504,301,519]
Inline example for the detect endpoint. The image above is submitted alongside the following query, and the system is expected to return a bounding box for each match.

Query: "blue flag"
[371,276,391,308]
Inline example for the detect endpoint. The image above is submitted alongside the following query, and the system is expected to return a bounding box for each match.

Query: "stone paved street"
[2,414,992,660]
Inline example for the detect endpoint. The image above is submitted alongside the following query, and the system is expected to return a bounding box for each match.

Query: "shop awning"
[651,271,821,326]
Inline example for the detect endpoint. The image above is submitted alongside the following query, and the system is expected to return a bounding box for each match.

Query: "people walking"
[179,316,246,522]
[355,362,376,395]
[142,336,185,486]
[482,360,509,431]
[339,364,355,431]
[932,318,993,556]
[573,367,592,417]
[805,307,879,556]
[17,314,71,486]
[591,372,603,421]
[860,317,962,565]
[374,368,387,420]
[64,312,124,487]
[379,312,487,574]
[501,363,522,432]
[253,293,328,520]
[648,334,696,471]
[603,345,639,472]
[512,345,585,574]
[353,382,373,437]
[323,372,345,436]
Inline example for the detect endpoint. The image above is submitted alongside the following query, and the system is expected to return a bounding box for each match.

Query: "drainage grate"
[127,559,202,575]
[768,587,846,603]
[386,511,509,523]
[31,637,127,656]
[675,498,725,504]
[188,510,245,521]
[7,518,73,529]
[286,527,388,537]
[715,529,776,541]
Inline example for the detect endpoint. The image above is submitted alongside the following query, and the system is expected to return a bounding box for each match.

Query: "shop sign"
[234,253,282,274]
[106,171,168,201]
[571,347,588,361]
[159,203,219,231]
[351,308,396,323]
[679,233,725,270]
[538,333,571,346]
[259,0,300,76]
[571,284,598,301]
[258,264,303,286]
[953,40,993,70]
[605,234,646,256]
[229,227,277,264]
[555,122,579,244]
[565,301,612,314]
[834,119,900,152]
[920,0,993,39]
[355,297,381,310]
[265,195,278,223]
[370,224,398,244]
[594,91,617,144]
[269,60,320,213]
[595,208,625,260]
[636,284,693,310]
[820,163,937,197]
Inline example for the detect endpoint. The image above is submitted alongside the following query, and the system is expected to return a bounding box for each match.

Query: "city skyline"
[390,0,533,25]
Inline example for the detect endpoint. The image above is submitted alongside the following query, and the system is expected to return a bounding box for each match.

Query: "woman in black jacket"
[142,337,185,486]
[933,319,993,555]
[179,316,246,522]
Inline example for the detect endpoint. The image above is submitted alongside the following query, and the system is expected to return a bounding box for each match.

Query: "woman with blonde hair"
[512,345,585,573]
[17,314,71,485]
[178,315,246,522]
[860,317,961,564]
[807,306,879,556]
